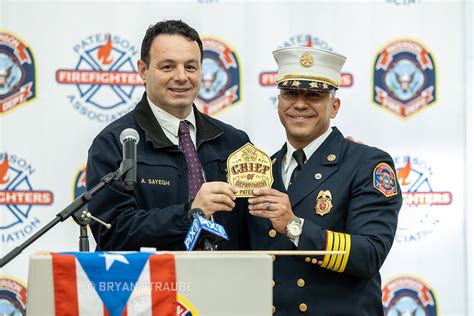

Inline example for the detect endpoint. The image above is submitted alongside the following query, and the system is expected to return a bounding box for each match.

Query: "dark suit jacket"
[249,127,402,315]
[87,93,250,251]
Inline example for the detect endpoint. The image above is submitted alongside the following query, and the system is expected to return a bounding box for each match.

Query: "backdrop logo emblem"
[196,37,241,116]
[373,39,436,117]
[394,155,452,243]
[0,277,27,315]
[0,152,53,244]
[56,33,143,123]
[73,166,87,199]
[0,32,36,114]
[386,0,420,5]
[382,276,437,315]
[177,294,199,315]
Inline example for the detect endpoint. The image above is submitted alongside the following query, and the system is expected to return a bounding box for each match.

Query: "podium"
[26,252,272,315]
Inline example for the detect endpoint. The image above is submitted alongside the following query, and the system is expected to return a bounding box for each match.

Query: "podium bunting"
[51,252,177,316]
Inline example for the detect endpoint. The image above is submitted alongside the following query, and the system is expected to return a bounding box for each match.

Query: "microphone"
[184,208,229,251]
[119,128,140,191]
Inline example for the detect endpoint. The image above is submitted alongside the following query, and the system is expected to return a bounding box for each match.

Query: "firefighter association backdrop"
[0,1,473,315]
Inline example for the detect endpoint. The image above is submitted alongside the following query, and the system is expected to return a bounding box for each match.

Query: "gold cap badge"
[315,190,333,216]
[227,143,273,197]
[300,53,314,68]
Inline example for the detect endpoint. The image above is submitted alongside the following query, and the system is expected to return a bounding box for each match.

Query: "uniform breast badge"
[315,190,333,216]
[227,143,273,197]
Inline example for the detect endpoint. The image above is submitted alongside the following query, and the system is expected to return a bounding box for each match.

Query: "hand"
[345,135,364,144]
[191,182,238,218]
[248,188,294,235]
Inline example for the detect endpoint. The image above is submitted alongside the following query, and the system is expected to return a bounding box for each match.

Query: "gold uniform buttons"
[272,255,276,262]
[272,306,276,313]
[305,257,311,263]
[268,229,277,238]
[272,280,275,287]
[327,154,336,161]
[311,258,318,264]
[297,278,305,287]
[299,303,308,312]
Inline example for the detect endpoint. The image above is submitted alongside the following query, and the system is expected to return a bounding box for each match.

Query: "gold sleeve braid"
[319,230,351,273]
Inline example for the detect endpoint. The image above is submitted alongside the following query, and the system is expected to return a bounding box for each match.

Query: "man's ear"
[330,97,341,118]
[137,60,147,83]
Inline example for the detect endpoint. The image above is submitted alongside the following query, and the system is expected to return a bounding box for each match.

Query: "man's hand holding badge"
[227,143,294,235]
[226,143,274,197]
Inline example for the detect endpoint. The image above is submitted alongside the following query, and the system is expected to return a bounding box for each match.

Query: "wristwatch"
[286,216,303,240]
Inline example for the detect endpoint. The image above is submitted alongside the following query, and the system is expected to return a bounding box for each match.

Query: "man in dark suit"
[87,20,249,251]
[248,47,402,315]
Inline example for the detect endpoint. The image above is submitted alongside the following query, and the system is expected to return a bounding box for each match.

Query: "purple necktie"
[179,120,205,200]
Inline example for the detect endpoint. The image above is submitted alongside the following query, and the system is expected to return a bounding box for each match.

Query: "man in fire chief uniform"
[248,47,402,315]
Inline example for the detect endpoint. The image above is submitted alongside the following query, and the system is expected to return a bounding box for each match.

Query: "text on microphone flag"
[184,215,229,251]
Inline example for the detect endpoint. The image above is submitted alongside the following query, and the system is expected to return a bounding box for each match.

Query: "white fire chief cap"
[273,47,346,92]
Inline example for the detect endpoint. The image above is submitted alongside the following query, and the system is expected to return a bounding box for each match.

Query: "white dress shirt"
[147,96,198,148]
[147,98,213,220]
[281,126,333,189]
[281,126,333,246]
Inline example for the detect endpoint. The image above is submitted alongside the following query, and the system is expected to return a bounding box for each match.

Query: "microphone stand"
[202,239,217,251]
[0,160,134,267]
[72,209,111,252]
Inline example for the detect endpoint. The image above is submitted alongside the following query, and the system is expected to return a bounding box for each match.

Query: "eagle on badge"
[315,190,333,216]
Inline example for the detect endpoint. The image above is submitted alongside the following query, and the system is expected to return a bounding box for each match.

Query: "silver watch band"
[286,216,303,239]
[292,216,302,225]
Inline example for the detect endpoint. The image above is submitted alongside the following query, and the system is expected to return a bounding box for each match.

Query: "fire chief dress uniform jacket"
[87,93,250,251]
[249,127,402,315]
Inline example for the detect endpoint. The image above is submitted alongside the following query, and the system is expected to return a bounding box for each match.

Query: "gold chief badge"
[315,190,333,216]
[227,143,273,197]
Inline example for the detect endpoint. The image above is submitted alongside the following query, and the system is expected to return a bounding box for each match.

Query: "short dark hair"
[140,20,203,66]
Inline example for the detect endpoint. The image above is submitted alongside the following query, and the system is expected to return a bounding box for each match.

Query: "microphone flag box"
[184,216,228,251]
